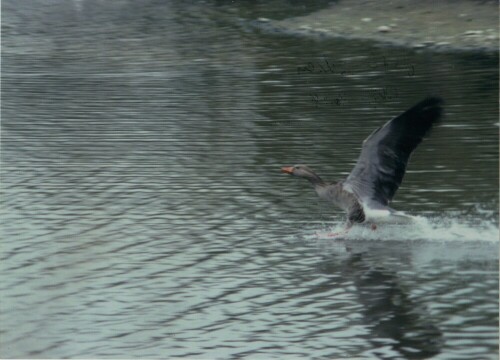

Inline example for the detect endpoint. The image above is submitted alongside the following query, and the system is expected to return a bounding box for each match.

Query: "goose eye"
[295,166,301,170]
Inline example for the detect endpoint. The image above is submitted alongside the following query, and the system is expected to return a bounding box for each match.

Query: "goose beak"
[281,166,294,174]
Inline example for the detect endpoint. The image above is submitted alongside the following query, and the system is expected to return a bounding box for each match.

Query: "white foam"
[312,211,499,243]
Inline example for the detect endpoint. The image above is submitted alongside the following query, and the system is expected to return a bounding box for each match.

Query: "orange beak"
[281,166,294,174]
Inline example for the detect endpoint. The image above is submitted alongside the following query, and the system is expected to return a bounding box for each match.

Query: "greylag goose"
[281,97,443,232]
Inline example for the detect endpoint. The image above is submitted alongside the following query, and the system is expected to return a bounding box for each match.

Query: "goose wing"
[344,97,443,209]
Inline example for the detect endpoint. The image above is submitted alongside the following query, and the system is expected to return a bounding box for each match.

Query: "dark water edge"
[243,0,499,53]
[1,1,498,359]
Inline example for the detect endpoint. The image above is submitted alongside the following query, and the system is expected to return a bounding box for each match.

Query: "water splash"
[312,210,499,243]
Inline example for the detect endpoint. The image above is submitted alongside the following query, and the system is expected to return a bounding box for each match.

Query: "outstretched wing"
[344,97,443,209]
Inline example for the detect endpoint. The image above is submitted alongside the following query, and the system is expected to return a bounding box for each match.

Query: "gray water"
[1,1,499,359]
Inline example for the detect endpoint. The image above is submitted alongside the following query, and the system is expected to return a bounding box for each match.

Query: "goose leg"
[326,221,352,237]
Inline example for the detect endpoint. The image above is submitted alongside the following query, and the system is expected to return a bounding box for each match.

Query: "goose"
[281,97,443,234]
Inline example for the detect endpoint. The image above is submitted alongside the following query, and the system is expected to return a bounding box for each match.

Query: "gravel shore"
[253,0,499,52]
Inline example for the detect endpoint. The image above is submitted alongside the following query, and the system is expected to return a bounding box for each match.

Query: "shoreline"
[251,0,499,53]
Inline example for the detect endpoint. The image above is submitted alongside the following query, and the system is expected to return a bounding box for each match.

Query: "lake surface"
[1,1,498,359]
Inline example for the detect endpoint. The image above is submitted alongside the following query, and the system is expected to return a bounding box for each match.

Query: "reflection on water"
[339,253,442,359]
[1,0,498,359]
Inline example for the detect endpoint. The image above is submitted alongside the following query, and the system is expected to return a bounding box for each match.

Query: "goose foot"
[326,228,351,237]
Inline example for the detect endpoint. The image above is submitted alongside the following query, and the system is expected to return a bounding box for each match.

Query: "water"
[1,1,498,359]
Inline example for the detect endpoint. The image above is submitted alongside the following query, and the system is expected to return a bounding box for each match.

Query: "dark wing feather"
[344,97,443,209]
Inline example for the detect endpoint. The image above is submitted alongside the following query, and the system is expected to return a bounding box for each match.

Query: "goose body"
[281,97,443,229]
